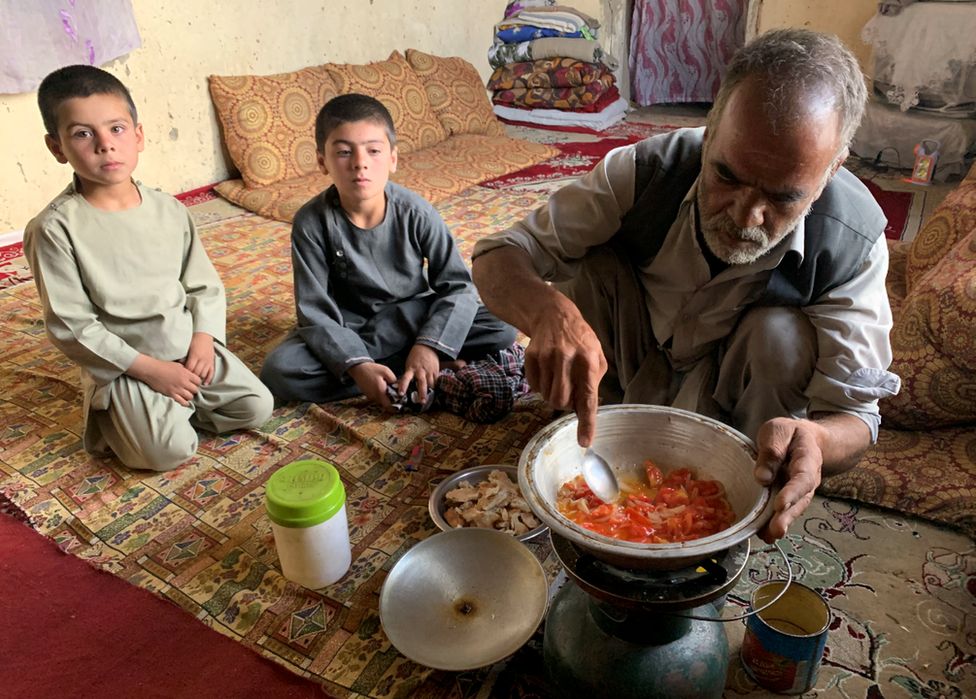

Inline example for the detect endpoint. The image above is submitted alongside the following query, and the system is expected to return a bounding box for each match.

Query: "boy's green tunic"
[24,179,270,462]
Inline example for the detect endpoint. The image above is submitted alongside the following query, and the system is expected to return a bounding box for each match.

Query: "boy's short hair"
[37,65,138,137]
[314,93,397,152]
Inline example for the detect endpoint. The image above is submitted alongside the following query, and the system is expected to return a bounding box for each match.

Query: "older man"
[471,28,900,541]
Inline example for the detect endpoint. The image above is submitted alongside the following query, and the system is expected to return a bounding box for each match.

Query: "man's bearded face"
[697,181,811,265]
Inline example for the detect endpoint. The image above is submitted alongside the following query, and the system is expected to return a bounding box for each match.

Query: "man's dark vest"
[612,128,887,306]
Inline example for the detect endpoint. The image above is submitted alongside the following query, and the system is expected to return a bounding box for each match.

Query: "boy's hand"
[183,332,216,385]
[398,344,440,403]
[127,354,201,407]
[348,362,397,410]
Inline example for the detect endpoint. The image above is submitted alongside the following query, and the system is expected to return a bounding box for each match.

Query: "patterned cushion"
[405,49,506,137]
[215,174,331,225]
[208,67,338,188]
[905,164,976,291]
[488,58,614,90]
[881,227,976,429]
[216,134,559,223]
[819,426,976,538]
[885,240,909,318]
[324,51,447,155]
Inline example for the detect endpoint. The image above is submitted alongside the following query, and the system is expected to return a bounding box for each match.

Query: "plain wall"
[751,0,877,74]
[0,0,603,232]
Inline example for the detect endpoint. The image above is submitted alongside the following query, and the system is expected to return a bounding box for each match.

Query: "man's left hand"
[753,417,825,542]
[753,413,871,542]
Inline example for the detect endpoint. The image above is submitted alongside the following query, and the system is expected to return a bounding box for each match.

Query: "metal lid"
[379,528,549,670]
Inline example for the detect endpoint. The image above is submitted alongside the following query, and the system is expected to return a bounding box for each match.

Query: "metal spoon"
[581,447,620,503]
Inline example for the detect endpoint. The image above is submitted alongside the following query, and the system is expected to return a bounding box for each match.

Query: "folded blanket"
[492,96,629,131]
[497,9,596,35]
[493,84,620,112]
[488,58,612,90]
[504,0,556,19]
[518,4,600,29]
[496,26,587,43]
[489,37,619,70]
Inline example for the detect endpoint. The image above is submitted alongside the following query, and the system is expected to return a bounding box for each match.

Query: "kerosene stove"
[518,406,776,698]
[544,533,750,699]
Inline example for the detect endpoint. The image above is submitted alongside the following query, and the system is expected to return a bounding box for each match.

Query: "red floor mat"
[0,514,331,698]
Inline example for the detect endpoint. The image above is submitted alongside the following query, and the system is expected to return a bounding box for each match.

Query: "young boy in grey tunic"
[260,94,517,411]
[23,65,273,472]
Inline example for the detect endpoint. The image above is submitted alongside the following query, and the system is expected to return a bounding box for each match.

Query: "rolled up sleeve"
[803,237,901,441]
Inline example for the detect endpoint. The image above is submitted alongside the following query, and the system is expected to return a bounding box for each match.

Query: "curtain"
[628,0,746,106]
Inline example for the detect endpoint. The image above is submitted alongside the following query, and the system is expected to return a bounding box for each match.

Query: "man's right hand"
[127,354,201,407]
[348,362,397,410]
[473,246,607,447]
[524,293,607,446]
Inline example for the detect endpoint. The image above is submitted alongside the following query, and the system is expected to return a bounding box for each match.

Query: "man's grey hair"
[707,28,867,152]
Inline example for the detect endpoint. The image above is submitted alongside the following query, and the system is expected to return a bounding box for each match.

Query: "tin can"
[741,581,830,694]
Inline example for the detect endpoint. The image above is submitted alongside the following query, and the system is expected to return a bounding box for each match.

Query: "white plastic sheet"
[862,2,976,113]
[0,0,141,94]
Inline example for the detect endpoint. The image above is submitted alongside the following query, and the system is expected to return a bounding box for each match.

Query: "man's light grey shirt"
[473,143,900,439]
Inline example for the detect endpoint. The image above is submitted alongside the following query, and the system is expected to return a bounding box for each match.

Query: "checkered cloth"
[435,343,530,423]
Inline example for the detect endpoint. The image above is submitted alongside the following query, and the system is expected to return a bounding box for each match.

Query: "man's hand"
[183,332,216,385]
[524,295,607,446]
[397,344,440,402]
[348,362,397,410]
[753,414,870,542]
[127,354,201,407]
[472,246,607,447]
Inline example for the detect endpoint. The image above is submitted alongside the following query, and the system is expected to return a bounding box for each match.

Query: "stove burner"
[550,533,750,611]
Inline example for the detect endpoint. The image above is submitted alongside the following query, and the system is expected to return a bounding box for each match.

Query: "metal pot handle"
[675,539,794,623]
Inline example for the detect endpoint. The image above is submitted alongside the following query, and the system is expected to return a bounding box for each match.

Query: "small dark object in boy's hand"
[385,382,435,413]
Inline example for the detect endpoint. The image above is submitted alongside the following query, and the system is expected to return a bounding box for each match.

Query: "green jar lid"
[265,460,346,528]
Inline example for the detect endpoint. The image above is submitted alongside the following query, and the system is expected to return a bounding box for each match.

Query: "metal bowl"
[518,405,776,571]
[429,464,548,543]
[379,527,549,670]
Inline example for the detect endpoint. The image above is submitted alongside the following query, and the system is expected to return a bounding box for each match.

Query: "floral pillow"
[324,51,447,155]
[209,67,337,188]
[405,49,505,137]
[881,226,976,429]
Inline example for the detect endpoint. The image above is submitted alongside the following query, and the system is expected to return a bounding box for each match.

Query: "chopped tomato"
[644,460,664,487]
[557,465,735,544]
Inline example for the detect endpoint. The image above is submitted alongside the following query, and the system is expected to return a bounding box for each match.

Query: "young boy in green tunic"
[23,65,273,472]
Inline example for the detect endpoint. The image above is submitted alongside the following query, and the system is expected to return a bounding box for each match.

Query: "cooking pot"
[518,405,776,570]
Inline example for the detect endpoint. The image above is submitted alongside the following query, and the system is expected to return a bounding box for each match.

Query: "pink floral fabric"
[628,0,747,106]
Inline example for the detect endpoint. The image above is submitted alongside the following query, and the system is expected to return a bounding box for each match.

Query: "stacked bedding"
[487,1,628,131]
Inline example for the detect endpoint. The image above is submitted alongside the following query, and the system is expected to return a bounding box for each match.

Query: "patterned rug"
[0,242,31,290]
[480,137,647,193]
[1,183,974,697]
[860,178,915,241]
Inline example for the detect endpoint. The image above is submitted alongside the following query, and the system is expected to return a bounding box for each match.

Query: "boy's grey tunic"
[262,182,514,402]
[23,179,272,469]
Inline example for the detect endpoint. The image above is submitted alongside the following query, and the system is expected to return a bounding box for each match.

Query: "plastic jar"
[265,459,352,588]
